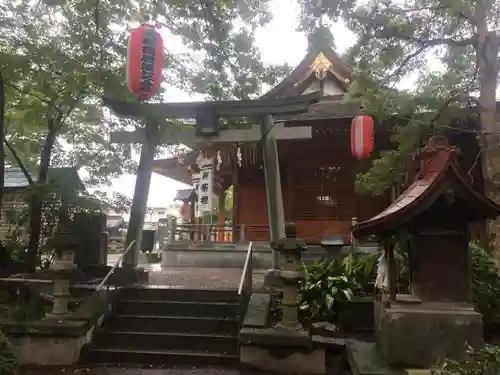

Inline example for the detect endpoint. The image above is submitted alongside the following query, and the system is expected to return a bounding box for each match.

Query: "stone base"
[240,327,325,375]
[4,290,112,365]
[378,302,483,368]
[347,340,431,375]
[161,242,273,269]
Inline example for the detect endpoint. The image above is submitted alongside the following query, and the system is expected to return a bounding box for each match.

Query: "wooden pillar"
[189,197,195,241]
[232,162,239,242]
[123,121,158,267]
[217,191,225,242]
[260,114,285,269]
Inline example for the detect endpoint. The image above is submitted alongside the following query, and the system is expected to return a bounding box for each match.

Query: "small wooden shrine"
[352,135,500,368]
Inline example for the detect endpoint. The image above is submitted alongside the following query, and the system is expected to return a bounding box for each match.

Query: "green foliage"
[298,0,494,195]
[433,344,500,375]
[470,242,500,324]
[0,331,18,375]
[299,260,354,320]
[298,253,380,319]
[0,0,289,183]
[2,295,47,323]
[2,178,104,270]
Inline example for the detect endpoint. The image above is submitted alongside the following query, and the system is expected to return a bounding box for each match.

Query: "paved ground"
[107,254,266,290]
[20,366,271,375]
[147,267,266,290]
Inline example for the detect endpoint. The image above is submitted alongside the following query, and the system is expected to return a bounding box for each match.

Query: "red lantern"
[351,115,374,160]
[180,202,189,218]
[126,24,164,99]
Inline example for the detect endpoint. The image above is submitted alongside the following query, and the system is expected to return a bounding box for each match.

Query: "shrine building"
[151,44,482,246]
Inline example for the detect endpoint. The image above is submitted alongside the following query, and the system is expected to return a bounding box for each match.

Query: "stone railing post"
[167,217,177,246]
[239,224,247,243]
[47,226,78,318]
[272,222,306,330]
[351,216,358,253]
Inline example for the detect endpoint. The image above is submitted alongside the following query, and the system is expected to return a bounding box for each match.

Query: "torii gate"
[103,92,321,268]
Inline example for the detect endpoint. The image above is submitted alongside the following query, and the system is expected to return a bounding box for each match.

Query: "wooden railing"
[161,222,270,245]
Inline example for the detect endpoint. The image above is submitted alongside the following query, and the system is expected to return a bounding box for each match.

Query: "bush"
[299,258,355,320]
[433,344,500,375]
[298,253,380,319]
[0,332,18,375]
[298,242,500,324]
[470,242,500,324]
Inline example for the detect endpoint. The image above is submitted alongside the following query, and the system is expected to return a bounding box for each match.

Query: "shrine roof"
[352,136,500,238]
[152,157,193,185]
[262,46,352,99]
[4,167,85,190]
[174,188,195,202]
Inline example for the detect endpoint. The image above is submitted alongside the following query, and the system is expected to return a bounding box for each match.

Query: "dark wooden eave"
[103,92,321,120]
[352,137,500,238]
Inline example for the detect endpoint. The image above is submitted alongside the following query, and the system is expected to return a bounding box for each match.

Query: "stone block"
[378,303,483,368]
[240,326,324,374]
[2,288,114,366]
[243,293,270,328]
[241,344,325,375]
[347,340,431,375]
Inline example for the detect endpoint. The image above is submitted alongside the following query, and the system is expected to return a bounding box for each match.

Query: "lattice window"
[292,164,356,221]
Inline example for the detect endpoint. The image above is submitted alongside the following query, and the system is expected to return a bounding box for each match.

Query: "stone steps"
[80,286,241,366]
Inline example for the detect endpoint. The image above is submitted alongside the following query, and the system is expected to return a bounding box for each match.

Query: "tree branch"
[4,81,55,107]
[4,138,33,185]
[353,10,476,47]
[383,45,429,84]
[373,31,476,47]
[57,85,89,130]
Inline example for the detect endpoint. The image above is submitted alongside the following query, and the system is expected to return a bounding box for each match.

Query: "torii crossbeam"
[103,92,321,269]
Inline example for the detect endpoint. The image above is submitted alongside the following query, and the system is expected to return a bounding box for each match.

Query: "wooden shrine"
[153,44,483,246]
[104,91,322,267]
[352,136,500,368]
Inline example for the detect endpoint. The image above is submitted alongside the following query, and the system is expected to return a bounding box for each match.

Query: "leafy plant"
[470,242,500,324]
[432,344,500,375]
[341,252,379,296]
[0,331,18,375]
[299,258,355,320]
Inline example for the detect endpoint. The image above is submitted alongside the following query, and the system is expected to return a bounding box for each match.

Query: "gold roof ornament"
[309,52,333,80]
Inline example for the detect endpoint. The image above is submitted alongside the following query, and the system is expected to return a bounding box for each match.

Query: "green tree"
[0,0,289,271]
[298,0,500,196]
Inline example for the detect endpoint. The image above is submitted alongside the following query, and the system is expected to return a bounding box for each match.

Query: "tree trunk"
[475,5,500,248]
[25,123,57,272]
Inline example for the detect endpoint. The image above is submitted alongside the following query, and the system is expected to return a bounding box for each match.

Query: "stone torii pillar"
[104,92,321,269]
[122,121,158,267]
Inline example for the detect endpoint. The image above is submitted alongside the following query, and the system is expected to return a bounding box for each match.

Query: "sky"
[104,0,357,208]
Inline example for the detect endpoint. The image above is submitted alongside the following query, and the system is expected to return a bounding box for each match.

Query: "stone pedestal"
[272,222,306,330]
[377,301,483,368]
[46,227,78,319]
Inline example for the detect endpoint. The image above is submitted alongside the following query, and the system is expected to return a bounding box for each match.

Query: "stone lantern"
[46,225,79,318]
[272,222,306,330]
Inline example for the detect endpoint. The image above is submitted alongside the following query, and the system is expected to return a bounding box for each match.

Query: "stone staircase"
[81,287,241,366]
